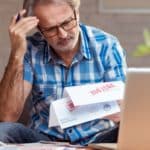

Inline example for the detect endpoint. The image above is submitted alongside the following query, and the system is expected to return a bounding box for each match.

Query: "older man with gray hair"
[0,0,127,145]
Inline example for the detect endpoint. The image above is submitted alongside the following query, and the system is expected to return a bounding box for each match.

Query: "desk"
[0,143,95,150]
[89,143,117,150]
[0,142,117,150]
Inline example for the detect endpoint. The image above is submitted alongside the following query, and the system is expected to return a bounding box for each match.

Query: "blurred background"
[1,0,150,79]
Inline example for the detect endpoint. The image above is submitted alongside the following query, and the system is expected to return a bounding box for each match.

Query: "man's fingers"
[104,112,120,123]
[11,17,39,30]
[9,10,27,27]
[15,21,39,36]
[10,17,39,35]
[9,15,39,55]
[19,9,27,17]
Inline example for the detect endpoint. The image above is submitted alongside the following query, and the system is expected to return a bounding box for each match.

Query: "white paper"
[64,81,124,106]
[49,97,120,129]
[0,146,19,150]
[49,104,59,127]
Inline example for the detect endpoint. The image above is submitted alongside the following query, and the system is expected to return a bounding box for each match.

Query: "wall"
[80,0,150,67]
[0,0,23,79]
[1,0,150,79]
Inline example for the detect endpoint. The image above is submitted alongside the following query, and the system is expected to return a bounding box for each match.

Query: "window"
[100,0,150,13]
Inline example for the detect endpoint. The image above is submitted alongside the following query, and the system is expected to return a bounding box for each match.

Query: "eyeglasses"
[38,10,77,38]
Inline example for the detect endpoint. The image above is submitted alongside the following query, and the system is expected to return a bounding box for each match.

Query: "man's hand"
[8,9,39,62]
[104,100,122,123]
[0,10,39,121]
[104,112,121,123]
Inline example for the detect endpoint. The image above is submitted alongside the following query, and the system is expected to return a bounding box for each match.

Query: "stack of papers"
[0,142,81,150]
[49,81,125,129]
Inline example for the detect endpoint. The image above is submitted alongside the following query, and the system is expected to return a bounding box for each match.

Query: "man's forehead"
[33,1,70,10]
[33,2,72,16]
[34,3,74,27]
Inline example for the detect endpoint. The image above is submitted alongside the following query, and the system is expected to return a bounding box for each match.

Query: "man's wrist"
[8,53,24,66]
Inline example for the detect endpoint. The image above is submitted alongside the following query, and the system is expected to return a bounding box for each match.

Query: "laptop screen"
[118,68,150,150]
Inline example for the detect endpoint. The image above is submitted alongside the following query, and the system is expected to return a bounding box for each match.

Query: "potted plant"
[133,29,150,56]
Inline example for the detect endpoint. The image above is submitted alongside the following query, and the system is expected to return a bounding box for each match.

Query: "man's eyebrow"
[40,14,74,29]
[62,16,74,24]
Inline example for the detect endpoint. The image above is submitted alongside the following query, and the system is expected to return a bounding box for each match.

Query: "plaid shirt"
[24,23,127,145]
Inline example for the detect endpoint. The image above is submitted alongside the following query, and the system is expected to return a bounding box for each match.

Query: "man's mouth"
[58,38,72,46]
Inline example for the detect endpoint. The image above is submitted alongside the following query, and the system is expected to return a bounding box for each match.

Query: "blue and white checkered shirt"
[24,23,127,145]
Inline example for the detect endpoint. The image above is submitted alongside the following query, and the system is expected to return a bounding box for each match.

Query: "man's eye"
[62,19,72,26]
[46,27,56,32]
[62,21,70,26]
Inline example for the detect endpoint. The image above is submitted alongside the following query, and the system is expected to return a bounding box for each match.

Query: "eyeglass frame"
[38,10,77,38]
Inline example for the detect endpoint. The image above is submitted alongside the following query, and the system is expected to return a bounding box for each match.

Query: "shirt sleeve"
[103,37,127,82]
[23,44,34,84]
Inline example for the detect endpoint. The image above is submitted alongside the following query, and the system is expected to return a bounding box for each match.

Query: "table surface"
[88,143,117,150]
[0,142,117,150]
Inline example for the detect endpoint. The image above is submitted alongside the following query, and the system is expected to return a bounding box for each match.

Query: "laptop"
[89,68,150,150]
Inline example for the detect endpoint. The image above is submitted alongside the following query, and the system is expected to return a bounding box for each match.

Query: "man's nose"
[57,27,68,38]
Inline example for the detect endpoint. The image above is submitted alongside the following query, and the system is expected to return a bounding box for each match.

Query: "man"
[0,0,127,146]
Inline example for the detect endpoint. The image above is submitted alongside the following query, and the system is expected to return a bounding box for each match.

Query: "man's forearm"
[0,10,39,122]
[0,58,25,122]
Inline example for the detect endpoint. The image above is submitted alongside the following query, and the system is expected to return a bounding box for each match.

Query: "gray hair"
[23,0,80,16]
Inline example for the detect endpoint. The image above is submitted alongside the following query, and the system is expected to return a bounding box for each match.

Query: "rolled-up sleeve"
[23,45,33,84]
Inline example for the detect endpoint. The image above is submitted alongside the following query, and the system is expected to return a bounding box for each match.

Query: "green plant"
[133,29,150,56]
